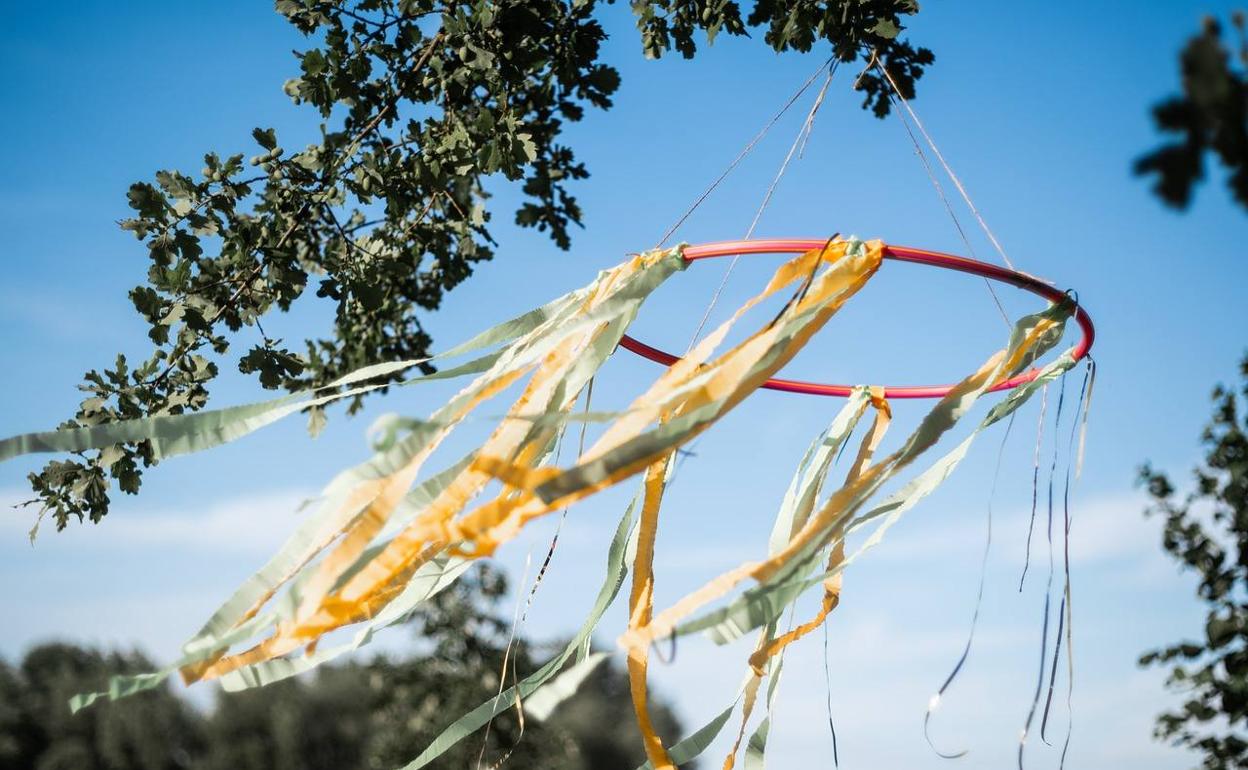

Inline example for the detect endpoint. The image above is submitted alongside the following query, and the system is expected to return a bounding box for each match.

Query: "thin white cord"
[884,87,1012,327]
[654,58,833,250]
[873,56,1017,271]
[684,63,838,352]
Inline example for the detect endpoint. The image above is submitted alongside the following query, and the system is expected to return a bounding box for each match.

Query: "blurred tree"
[193,667,373,770]
[3,565,687,769]
[1139,356,1248,769]
[1,644,203,770]
[1138,12,1248,768]
[291,562,685,769]
[544,655,686,769]
[19,0,933,530]
[1136,12,1248,212]
[0,660,30,770]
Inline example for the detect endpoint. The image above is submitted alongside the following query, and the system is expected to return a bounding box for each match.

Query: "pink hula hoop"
[617,239,1095,399]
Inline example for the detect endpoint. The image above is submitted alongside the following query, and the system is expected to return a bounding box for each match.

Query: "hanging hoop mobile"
[0,236,1096,770]
[620,238,1095,398]
[0,49,1103,770]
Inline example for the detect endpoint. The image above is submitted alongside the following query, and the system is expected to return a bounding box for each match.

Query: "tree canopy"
[1136,12,1248,213]
[0,565,686,770]
[1135,13,1248,768]
[1139,357,1248,769]
[23,0,932,530]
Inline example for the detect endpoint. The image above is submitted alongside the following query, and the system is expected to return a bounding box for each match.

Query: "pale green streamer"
[69,495,470,711]
[400,493,640,769]
[523,652,610,721]
[535,246,878,505]
[670,302,1072,642]
[217,554,474,691]
[176,250,684,658]
[408,254,878,766]
[64,240,862,720]
[62,249,686,711]
[735,394,871,768]
[635,307,1073,769]
[42,243,1078,769]
[0,251,682,466]
[679,341,1077,646]
[634,679,752,770]
[649,395,872,770]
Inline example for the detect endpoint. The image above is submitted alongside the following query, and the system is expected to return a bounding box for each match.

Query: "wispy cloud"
[862,491,1162,569]
[0,485,1196,770]
[0,486,314,555]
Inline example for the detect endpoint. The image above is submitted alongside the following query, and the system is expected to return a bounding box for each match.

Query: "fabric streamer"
[0,237,1085,768]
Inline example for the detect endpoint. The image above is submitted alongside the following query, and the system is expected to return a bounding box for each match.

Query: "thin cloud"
[1,486,314,555]
[859,491,1161,569]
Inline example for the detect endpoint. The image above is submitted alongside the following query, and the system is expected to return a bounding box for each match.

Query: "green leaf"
[516,133,538,163]
[252,126,278,150]
[126,183,166,219]
[306,405,327,438]
[97,444,125,467]
[239,345,306,390]
[871,18,901,39]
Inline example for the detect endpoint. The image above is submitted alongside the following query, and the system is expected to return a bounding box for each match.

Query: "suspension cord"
[654,58,833,250]
[864,52,1011,328]
[872,55,1017,271]
[684,62,839,352]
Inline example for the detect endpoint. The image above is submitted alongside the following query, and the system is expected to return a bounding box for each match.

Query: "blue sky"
[2,2,1247,768]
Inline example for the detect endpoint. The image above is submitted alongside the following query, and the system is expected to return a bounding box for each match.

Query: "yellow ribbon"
[179,239,885,687]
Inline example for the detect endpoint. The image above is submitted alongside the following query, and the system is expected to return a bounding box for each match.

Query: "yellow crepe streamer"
[747,386,891,672]
[618,307,1068,656]
[182,238,883,686]
[8,232,1083,770]
[721,387,891,769]
[628,453,676,770]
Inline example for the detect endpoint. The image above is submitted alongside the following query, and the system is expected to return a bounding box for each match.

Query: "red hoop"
[617,239,1095,399]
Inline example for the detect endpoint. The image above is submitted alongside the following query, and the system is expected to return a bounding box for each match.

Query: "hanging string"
[823,605,841,766]
[746,68,836,239]
[1057,362,1095,769]
[1039,373,1068,749]
[1018,551,1052,768]
[1040,297,1088,747]
[923,410,1017,758]
[819,403,867,769]
[477,376,597,769]
[514,380,595,622]
[1075,358,1096,480]
[477,552,533,770]
[1018,370,1067,769]
[654,58,833,250]
[869,56,1011,328]
[1040,370,1083,742]
[1019,385,1049,590]
[1053,358,1093,768]
[651,628,678,665]
[666,62,839,486]
[798,90,824,159]
[871,55,1017,272]
[683,62,839,353]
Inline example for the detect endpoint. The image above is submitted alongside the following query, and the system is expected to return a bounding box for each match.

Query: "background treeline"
[0,565,686,770]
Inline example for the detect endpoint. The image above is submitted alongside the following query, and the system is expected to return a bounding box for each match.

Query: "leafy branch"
[20,0,932,530]
[1139,354,1248,769]
[1137,12,1248,212]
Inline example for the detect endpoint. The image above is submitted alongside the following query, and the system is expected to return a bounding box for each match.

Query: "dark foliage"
[1136,13,1248,212]
[1,564,686,769]
[0,645,202,770]
[1140,355,1248,769]
[21,0,932,530]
